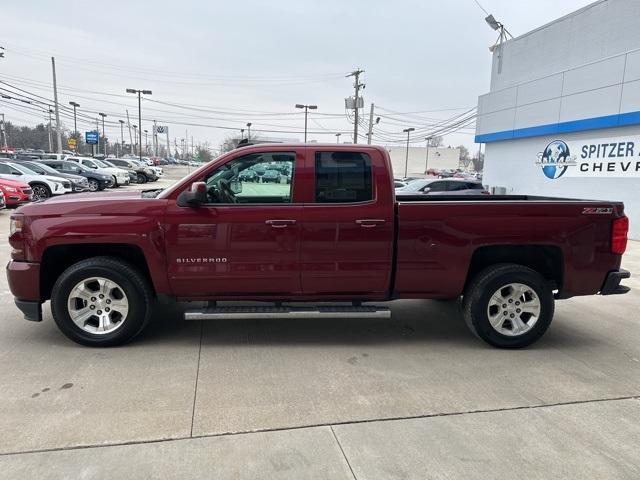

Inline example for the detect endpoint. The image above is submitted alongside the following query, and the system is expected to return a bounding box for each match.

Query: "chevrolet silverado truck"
[6,144,630,348]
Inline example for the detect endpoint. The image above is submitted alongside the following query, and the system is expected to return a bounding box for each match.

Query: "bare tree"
[471,151,484,172]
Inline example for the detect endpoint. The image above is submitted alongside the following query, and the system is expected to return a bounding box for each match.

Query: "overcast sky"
[1,0,594,152]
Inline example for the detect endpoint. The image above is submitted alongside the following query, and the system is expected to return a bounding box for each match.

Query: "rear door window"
[426,181,448,192]
[315,151,373,203]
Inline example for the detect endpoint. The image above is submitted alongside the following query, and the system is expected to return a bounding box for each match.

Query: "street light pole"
[99,112,107,156]
[69,102,80,151]
[425,136,433,175]
[246,122,252,141]
[240,129,245,140]
[126,88,152,163]
[403,127,415,178]
[335,133,341,144]
[295,104,317,143]
[119,120,125,157]
[144,129,148,154]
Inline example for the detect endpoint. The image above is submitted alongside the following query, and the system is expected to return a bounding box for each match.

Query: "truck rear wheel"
[462,264,554,348]
[50,257,153,347]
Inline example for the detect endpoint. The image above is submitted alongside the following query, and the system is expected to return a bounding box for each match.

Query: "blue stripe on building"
[475,111,640,143]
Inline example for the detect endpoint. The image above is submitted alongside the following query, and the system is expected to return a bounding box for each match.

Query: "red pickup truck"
[6,144,630,348]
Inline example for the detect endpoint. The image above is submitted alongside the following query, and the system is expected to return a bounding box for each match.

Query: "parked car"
[0,161,69,200]
[17,160,90,193]
[0,177,32,206]
[131,159,163,178]
[104,158,158,183]
[0,190,5,210]
[395,178,490,196]
[6,144,630,349]
[101,160,139,184]
[65,156,130,187]
[262,169,281,183]
[39,160,113,191]
[238,169,257,182]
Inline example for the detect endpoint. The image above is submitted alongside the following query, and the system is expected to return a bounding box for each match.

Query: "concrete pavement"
[0,167,638,478]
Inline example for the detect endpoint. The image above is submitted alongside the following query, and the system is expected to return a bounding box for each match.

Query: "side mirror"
[421,187,430,193]
[229,180,242,194]
[76,167,82,173]
[177,181,208,207]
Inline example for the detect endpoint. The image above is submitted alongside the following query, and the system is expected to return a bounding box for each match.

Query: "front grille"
[62,181,71,189]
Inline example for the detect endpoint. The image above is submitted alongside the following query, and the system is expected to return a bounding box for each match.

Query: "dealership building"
[476,0,640,238]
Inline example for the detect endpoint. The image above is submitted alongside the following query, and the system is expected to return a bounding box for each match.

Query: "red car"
[0,177,32,207]
[6,144,630,348]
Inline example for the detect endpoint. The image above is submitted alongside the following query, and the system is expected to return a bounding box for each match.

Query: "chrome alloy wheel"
[67,277,129,334]
[486,283,541,336]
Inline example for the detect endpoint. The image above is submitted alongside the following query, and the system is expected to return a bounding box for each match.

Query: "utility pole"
[144,129,148,154]
[47,109,53,152]
[347,69,364,144]
[119,120,125,157]
[51,57,63,153]
[367,103,375,145]
[0,113,7,150]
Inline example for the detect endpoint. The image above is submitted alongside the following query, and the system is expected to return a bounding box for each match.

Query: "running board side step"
[184,305,391,320]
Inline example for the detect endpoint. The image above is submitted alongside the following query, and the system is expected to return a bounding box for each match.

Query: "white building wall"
[386,146,460,178]
[483,125,640,238]
[489,0,640,91]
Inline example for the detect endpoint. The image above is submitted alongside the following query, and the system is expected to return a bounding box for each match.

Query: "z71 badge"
[582,207,613,215]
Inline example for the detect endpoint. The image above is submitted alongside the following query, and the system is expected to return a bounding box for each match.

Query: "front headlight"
[4,186,18,193]
[10,215,24,236]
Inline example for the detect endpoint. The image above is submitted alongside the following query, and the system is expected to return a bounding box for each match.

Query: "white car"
[0,161,70,200]
[66,156,130,187]
[131,159,163,177]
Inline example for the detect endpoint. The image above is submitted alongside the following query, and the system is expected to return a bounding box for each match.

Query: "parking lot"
[0,166,638,478]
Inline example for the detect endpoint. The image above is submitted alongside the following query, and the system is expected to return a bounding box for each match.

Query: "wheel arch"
[40,244,155,301]
[465,245,564,293]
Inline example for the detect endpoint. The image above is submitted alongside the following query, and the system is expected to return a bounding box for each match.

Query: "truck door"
[300,148,394,296]
[164,149,303,297]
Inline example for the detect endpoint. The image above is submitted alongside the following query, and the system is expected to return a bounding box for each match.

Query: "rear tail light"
[611,216,629,255]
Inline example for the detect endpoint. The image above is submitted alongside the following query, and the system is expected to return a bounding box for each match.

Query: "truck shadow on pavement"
[129,298,603,351]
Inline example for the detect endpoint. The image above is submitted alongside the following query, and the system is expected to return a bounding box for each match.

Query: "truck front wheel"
[50,257,153,347]
[462,264,554,348]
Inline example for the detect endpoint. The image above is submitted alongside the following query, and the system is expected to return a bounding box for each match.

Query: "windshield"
[7,162,39,175]
[92,159,110,168]
[24,162,59,175]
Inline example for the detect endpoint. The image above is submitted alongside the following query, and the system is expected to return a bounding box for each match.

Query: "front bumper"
[600,269,631,295]
[6,260,42,321]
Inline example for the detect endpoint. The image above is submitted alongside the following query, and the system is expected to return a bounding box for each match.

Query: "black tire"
[88,179,100,191]
[51,257,154,347]
[462,264,554,348]
[111,176,119,188]
[137,173,147,184]
[31,183,51,200]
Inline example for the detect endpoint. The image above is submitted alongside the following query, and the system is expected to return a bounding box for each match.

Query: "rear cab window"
[314,151,373,203]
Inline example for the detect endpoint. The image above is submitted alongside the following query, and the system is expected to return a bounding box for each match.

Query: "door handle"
[355,219,386,228]
[265,219,297,228]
